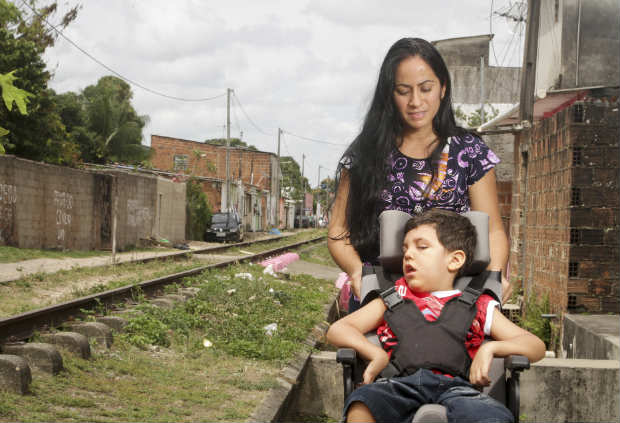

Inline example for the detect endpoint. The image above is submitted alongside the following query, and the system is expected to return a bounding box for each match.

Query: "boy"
[327,209,545,423]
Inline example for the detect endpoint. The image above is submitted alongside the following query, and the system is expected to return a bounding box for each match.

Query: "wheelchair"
[336,210,530,423]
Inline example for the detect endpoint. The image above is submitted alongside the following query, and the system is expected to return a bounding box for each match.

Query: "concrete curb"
[248,295,339,423]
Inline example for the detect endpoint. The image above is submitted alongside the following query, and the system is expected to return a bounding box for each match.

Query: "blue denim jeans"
[344,368,514,423]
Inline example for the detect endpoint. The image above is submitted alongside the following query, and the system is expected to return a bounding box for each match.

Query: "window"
[572,104,585,123]
[572,147,582,166]
[571,187,581,206]
[173,154,189,171]
[570,229,580,244]
[567,294,578,310]
[568,262,579,278]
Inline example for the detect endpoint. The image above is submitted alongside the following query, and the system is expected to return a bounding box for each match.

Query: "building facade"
[150,135,280,232]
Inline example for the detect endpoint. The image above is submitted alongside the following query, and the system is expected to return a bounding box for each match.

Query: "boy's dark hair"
[404,209,477,276]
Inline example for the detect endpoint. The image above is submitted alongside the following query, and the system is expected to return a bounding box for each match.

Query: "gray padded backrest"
[377,210,491,275]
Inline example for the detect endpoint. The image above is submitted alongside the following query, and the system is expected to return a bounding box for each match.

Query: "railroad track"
[0,234,326,343]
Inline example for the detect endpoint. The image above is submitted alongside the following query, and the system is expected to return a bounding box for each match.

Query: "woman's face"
[393,55,445,134]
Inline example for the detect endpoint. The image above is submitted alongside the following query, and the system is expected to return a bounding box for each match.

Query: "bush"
[186,178,212,240]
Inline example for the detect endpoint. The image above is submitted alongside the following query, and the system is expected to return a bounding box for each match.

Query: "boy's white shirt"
[422,289,499,337]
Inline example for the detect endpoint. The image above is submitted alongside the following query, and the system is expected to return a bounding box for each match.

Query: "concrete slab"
[96,316,128,333]
[40,332,91,359]
[65,322,113,349]
[1,343,64,375]
[562,314,619,360]
[281,260,341,282]
[0,354,31,394]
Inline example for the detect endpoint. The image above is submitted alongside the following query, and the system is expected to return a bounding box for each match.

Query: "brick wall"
[510,99,619,314]
[151,134,279,227]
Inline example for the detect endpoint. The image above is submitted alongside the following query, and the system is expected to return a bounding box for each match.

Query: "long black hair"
[332,37,466,261]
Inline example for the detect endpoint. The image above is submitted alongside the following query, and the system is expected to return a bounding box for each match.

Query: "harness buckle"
[380,287,404,310]
[459,287,480,306]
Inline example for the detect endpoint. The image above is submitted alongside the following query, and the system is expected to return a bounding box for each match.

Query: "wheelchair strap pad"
[380,287,404,310]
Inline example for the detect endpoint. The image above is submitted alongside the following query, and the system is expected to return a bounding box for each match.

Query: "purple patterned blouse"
[378,134,499,216]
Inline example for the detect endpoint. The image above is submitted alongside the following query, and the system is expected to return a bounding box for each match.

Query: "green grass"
[0,261,338,422]
[0,246,110,263]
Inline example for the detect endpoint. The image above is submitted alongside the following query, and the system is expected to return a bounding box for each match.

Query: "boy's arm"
[327,298,389,384]
[469,308,546,386]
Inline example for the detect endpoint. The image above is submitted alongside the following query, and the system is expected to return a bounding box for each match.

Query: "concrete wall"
[155,177,186,242]
[537,0,620,93]
[562,314,619,360]
[0,156,186,251]
[521,358,619,423]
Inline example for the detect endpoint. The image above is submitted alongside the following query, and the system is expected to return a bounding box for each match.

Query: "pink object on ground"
[260,252,300,272]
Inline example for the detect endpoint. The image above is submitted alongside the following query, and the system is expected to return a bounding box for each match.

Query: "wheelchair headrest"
[378,210,491,275]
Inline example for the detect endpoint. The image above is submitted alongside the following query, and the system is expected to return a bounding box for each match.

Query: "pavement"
[0,231,297,284]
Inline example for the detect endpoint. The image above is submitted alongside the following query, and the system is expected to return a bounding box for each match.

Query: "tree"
[185,177,212,241]
[0,0,80,164]
[77,76,151,164]
[205,137,258,151]
[455,104,500,129]
[279,156,308,202]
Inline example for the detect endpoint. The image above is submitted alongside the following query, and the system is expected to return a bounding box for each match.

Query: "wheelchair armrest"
[504,355,530,372]
[337,348,357,399]
[504,355,529,423]
[337,348,357,365]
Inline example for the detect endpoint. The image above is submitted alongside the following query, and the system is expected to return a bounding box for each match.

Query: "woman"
[328,38,510,312]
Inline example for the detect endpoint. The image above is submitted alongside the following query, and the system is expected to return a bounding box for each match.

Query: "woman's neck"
[399,127,439,158]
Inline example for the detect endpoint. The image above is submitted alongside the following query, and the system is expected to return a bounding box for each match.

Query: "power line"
[281,130,347,147]
[19,0,226,102]
[231,92,275,137]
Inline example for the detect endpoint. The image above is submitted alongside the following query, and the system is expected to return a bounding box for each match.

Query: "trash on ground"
[234,272,253,280]
[263,323,277,336]
[226,288,236,295]
[260,252,299,272]
[269,228,282,235]
[263,264,277,276]
[203,339,213,348]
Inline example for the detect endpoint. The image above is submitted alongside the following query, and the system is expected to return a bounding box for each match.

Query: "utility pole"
[480,55,485,124]
[276,128,282,228]
[225,88,232,212]
[519,0,541,124]
[316,165,322,228]
[301,153,306,217]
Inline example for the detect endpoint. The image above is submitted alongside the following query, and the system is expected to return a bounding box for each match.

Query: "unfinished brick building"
[150,135,280,232]
[508,91,619,314]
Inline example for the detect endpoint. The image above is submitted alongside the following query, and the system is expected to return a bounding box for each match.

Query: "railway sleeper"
[0,354,32,394]
[63,322,113,350]
[40,331,91,359]
[1,342,64,375]
[95,315,128,333]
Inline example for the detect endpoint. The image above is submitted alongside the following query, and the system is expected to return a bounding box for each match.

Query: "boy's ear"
[447,249,466,273]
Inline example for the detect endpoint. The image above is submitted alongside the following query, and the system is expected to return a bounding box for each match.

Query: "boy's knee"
[346,401,375,423]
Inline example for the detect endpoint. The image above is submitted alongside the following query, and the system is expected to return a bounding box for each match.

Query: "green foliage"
[280,156,309,201]
[54,75,152,164]
[205,137,258,151]
[520,293,553,349]
[0,70,33,152]
[185,177,212,240]
[0,0,80,164]
[455,104,500,128]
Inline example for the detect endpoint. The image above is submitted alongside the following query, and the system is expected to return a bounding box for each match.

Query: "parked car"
[205,212,244,242]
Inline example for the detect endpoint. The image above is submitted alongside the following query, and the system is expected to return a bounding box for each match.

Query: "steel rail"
[0,235,326,343]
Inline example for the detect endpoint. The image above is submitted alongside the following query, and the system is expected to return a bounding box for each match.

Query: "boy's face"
[401,224,464,293]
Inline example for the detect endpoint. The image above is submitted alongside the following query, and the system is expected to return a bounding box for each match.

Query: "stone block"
[96,316,128,333]
[40,332,91,359]
[65,322,113,349]
[161,294,186,303]
[0,354,31,394]
[178,287,200,298]
[1,342,64,375]
[150,298,175,309]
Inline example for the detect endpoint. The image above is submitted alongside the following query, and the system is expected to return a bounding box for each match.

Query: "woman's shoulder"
[448,132,488,149]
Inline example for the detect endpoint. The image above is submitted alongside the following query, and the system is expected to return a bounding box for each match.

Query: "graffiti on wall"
[127,199,152,227]
[54,190,73,244]
[0,183,17,244]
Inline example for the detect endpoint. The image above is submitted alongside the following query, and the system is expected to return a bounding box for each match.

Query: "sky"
[38,0,527,187]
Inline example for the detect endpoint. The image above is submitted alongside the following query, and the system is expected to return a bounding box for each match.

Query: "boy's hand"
[362,350,389,385]
[469,342,495,387]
